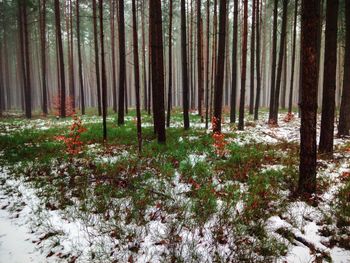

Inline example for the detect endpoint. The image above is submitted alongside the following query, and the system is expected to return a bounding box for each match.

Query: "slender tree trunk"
[298,0,320,195]
[99,0,107,140]
[249,0,256,115]
[254,0,261,120]
[288,0,298,114]
[132,0,142,152]
[230,0,238,123]
[238,0,248,130]
[205,0,210,128]
[281,40,287,110]
[268,0,278,123]
[181,0,190,130]
[210,0,217,120]
[150,0,166,143]
[69,0,75,111]
[213,0,227,133]
[319,0,339,156]
[118,0,126,125]
[76,0,85,115]
[93,0,102,116]
[272,0,288,124]
[39,0,48,115]
[110,0,117,113]
[197,0,204,120]
[141,0,147,111]
[167,0,173,127]
[338,0,350,136]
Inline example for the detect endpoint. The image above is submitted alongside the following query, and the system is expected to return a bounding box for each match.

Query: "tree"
[298,0,320,195]
[238,0,248,130]
[68,0,75,112]
[249,0,256,115]
[197,0,204,121]
[132,0,142,151]
[39,0,48,115]
[99,0,107,141]
[338,0,350,136]
[167,0,173,128]
[288,0,299,114]
[76,0,85,115]
[213,0,227,133]
[205,0,210,128]
[268,0,278,124]
[118,0,126,125]
[271,0,288,124]
[230,0,238,123]
[150,0,166,143]
[319,0,339,156]
[110,0,117,113]
[141,0,147,111]
[93,0,102,116]
[254,0,261,120]
[181,0,190,130]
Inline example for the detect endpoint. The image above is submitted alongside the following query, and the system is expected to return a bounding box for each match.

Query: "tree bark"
[338,0,350,136]
[205,0,210,128]
[298,0,320,195]
[39,0,48,115]
[150,0,166,143]
[118,0,126,125]
[319,0,339,155]
[197,0,204,120]
[99,0,107,140]
[249,0,256,115]
[238,0,248,130]
[76,0,85,115]
[167,0,173,128]
[254,0,261,120]
[230,0,238,123]
[213,0,227,133]
[93,0,102,116]
[110,0,117,113]
[288,0,298,114]
[181,0,190,130]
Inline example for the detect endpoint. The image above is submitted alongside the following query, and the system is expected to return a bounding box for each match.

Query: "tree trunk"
[238,0,248,130]
[230,0,238,123]
[68,0,75,111]
[132,0,142,152]
[213,0,227,133]
[205,0,210,128]
[249,0,256,115]
[319,0,339,156]
[338,0,350,136]
[150,0,166,143]
[99,0,107,140]
[181,0,190,130]
[76,0,85,115]
[110,0,117,113]
[167,0,173,127]
[254,0,261,120]
[298,0,320,195]
[39,0,48,115]
[118,0,126,125]
[210,0,218,120]
[141,0,147,111]
[268,0,278,123]
[197,0,204,120]
[288,0,298,114]
[93,0,102,116]
[272,0,288,124]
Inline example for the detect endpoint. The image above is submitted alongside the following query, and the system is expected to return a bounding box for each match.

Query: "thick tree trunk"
[271,0,288,124]
[93,0,102,116]
[118,0,126,125]
[213,0,227,133]
[338,0,350,136]
[319,0,339,156]
[298,0,320,195]
[288,0,298,114]
[181,0,190,130]
[268,0,278,123]
[99,0,107,140]
[254,0,261,120]
[132,0,142,152]
[230,0,238,123]
[238,0,248,130]
[150,0,166,143]
[39,0,48,115]
[249,0,256,115]
[167,0,173,128]
[76,0,85,115]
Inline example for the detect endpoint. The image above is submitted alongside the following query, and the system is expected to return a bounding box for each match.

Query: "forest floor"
[0,109,349,263]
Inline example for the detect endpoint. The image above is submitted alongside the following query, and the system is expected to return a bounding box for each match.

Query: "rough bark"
[230,0,238,123]
[93,0,102,116]
[118,0,126,125]
[99,0,107,140]
[39,0,47,115]
[249,0,256,115]
[205,0,210,128]
[110,0,117,113]
[76,0,85,115]
[254,0,261,120]
[167,0,173,128]
[197,0,204,120]
[298,0,320,195]
[319,0,339,155]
